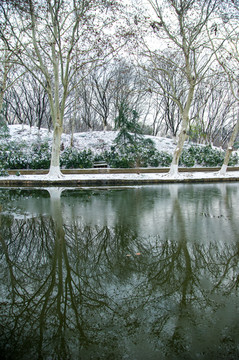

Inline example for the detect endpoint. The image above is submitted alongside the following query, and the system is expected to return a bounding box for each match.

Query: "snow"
[1,125,239,184]
[2,169,239,183]
[8,124,176,154]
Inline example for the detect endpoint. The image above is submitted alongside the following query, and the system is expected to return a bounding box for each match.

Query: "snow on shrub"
[60,147,94,168]
[0,132,238,170]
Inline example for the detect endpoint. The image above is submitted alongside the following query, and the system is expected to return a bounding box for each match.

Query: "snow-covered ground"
[1,125,239,183]
[8,124,177,154]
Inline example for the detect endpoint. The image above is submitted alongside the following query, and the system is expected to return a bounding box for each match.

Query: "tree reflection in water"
[0,185,239,359]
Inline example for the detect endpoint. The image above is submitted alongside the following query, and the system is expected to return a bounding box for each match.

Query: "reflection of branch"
[38,248,57,357]
[2,186,239,358]
[0,235,17,303]
[213,249,238,291]
[62,237,87,339]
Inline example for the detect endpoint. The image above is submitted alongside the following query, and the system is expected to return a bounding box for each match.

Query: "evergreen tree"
[114,102,142,148]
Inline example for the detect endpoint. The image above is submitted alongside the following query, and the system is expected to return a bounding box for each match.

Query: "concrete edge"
[7,166,239,175]
[0,176,239,187]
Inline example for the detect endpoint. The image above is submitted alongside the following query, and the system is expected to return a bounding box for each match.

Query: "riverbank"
[1,167,239,187]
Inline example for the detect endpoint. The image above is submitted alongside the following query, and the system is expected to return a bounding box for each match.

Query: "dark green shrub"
[94,153,105,162]
[105,147,135,168]
[0,165,8,177]
[157,152,172,167]
[148,154,160,167]
[31,139,50,153]
[8,152,30,169]
[30,140,51,169]
[30,153,51,169]
[105,138,159,168]
[60,148,93,168]
[134,141,157,167]
[228,153,239,166]
[184,145,225,167]
[0,139,51,169]
[112,155,135,168]
[200,145,224,167]
[0,141,29,169]
[180,149,195,167]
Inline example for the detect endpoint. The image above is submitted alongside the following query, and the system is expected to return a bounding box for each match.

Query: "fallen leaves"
[126,252,141,257]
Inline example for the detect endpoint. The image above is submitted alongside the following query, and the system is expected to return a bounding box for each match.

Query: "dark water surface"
[0,184,239,360]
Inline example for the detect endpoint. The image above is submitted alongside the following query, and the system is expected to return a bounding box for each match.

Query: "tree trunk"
[0,49,8,115]
[219,115,239,176]
[0,90,4,114]
[169,77,195,176]
[169,114,189,176]
[48,124,63,178]
[70,117,75,147]
[0,76,6,115]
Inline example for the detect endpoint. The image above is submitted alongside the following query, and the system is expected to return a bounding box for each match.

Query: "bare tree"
[72,60,148,132]
[209,1,239,174]
[189,74,236,146]
[0,6,25,116]
[91,67,115,130]
[5,72,52,130]
[1,0,125,177]
[111,61,146,120]
[146,70,184,137]
[142,0,217,175]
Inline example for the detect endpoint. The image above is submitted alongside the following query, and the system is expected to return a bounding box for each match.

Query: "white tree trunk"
[169,126,188,176]
[169,78,195,176]
[48,125,63,178]
[219,163,228,176]
[219,146,234,176]
[219,116,239,176]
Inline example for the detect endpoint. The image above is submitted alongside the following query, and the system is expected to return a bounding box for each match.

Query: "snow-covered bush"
[200,145,224,166]
[179,149,195,167]
[229,153,239,166]
[8,152,30,169]
[0,139,51,169]
[60,147,94,168]
[0,141,28,169]
[105,138,159,168]
[104,147,135,168]
[179,145,239,167]
[157,152,173,167]
[102,139,174,168]
[0,166,8,177]
[1,130,238,170]
[30,140,51,169]
[30,153,51,169]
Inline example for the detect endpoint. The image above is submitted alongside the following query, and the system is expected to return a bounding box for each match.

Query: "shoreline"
[1,168,239,187]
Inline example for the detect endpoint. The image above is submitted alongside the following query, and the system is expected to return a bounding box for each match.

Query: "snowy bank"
[1,169,239,187]
[8,124,177,154]
[1,125,238,186]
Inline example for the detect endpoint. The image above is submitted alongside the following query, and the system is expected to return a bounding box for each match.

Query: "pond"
[0,184,239,360]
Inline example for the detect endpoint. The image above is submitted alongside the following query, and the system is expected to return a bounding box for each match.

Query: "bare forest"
[1,0,239,176]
